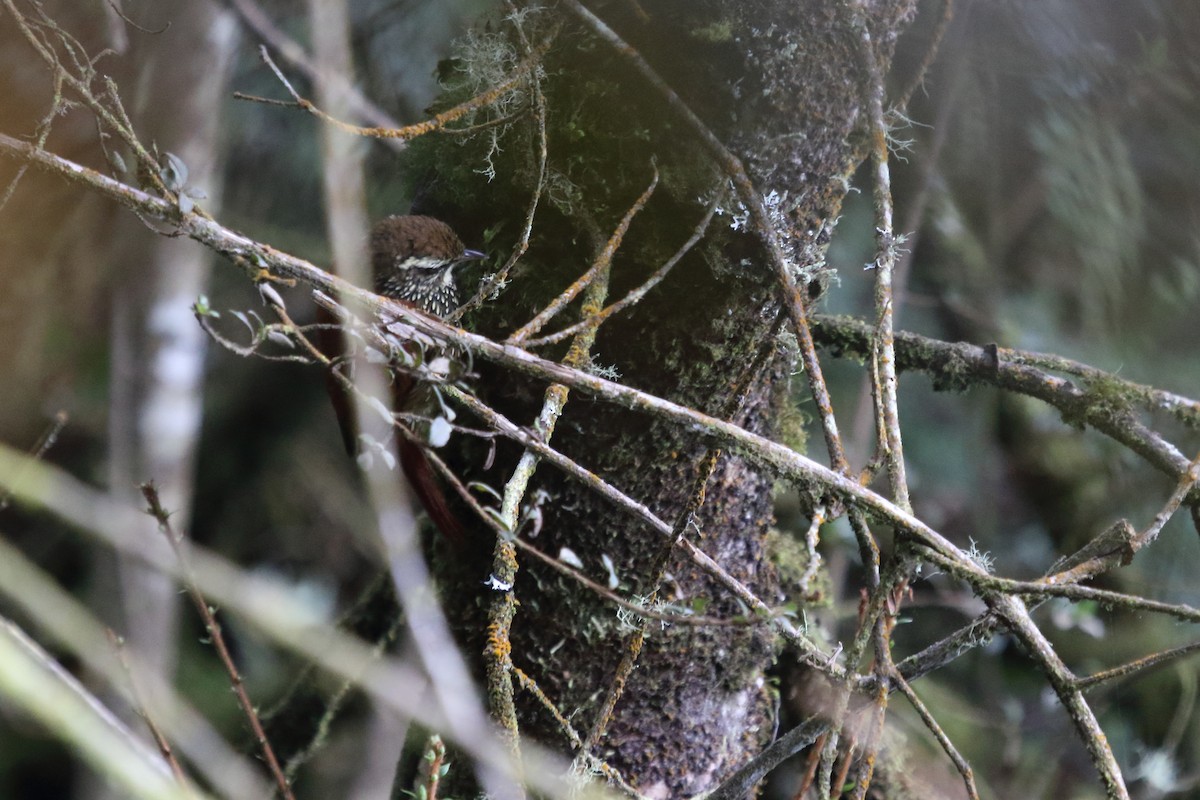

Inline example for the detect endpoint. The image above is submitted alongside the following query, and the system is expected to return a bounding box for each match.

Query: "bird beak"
[461,248,487,262]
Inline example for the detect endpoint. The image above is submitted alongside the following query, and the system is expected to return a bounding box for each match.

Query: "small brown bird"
[324,215,485,551]
[370,215,486,318]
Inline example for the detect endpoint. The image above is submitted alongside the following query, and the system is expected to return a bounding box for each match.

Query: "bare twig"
[892,0,956,111]
[891,669,979,800]
[811,315,1200,504]
[988,592,1129,799]
[0,56,65,213]
[243,29,553,143]
[106,630,193,793]
[0,410,67,513]
[1075,640,1200,692]
[705,716,827,800]
[140,484,296,800]
[508,166,659,343]
[218,0,408,152]
[836,7,914,792]
[851,2,909,513]
[105,1,171,35]
[898,450,1200,688]
[522,191,722,349]
[508,667,644,799]
[921,547,1200,623]
[2,1,179,204]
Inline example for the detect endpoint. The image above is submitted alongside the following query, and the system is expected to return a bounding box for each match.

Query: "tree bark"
[413,1,918,795]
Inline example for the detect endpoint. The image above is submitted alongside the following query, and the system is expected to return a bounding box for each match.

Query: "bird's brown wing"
[318,304,467,552]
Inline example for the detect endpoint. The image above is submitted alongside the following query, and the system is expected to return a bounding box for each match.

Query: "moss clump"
[690,20,735,43]
[926,347,974,393]
[1080,374,1136,417]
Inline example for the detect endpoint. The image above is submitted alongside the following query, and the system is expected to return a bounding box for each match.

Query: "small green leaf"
[193,295,217,317]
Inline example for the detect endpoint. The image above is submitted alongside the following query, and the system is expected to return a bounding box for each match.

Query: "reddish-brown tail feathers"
[398,440,467,551]
[317,305,467,551]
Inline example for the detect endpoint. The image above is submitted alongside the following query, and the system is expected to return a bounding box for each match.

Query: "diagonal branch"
[1,135,966,564]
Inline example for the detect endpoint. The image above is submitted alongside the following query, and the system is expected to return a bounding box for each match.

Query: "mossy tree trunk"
[414,1,917,794]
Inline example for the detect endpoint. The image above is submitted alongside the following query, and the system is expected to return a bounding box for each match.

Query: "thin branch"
[892,0,956,111]
[2,1,176,202]
[1075,640,1200,692]
[851,0,909,512]
[522,191,722,349]
[106,630,193,793]
[988,592,1129,799]
[1004,348,1200,431]
[140,484,296,800]
[811,315,1200,504]
[218,0,408,151]
[0,56,65,213]
[508,165,659,343]
[0,410,67,513]
[891,669,979,800]
[705,717,827,800]
[897,453,1200,685]
[920,547,1200,624]
[508,667,645,799]
[105,1,171,35]
[837,10,917,790]
[244,30,553,142]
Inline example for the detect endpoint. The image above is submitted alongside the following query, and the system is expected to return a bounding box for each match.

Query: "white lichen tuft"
[965,537,995,574]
